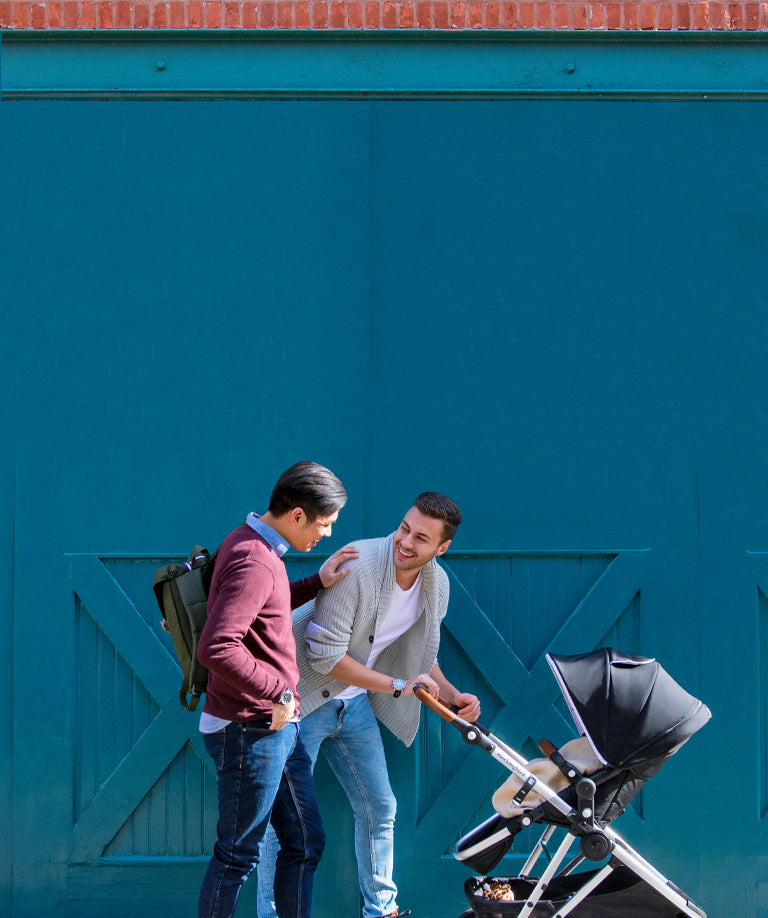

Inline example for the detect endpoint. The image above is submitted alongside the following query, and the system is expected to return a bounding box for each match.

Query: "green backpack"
[152,545,218,711]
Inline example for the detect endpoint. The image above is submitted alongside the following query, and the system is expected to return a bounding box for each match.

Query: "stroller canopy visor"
[547,648,711,769]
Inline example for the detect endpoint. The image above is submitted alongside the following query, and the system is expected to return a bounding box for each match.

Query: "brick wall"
[1,0,766,29]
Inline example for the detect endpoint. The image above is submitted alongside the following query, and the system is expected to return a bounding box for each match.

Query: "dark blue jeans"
[198,721,325,918]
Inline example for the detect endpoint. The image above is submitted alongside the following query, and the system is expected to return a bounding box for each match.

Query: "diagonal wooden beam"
[68,554,180,706]
[71,704,201,863]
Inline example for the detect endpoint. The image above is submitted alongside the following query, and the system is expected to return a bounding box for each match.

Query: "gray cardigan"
[293,533,450,747]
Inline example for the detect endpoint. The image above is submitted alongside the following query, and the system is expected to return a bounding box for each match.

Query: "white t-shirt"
[335,572,423,701]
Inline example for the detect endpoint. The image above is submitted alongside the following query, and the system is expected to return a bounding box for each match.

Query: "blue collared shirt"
[246,512,290,557]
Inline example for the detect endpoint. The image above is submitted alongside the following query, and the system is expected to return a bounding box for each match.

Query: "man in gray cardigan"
[258,492,480,918]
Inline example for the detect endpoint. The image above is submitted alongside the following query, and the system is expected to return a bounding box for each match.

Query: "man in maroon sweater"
[197,461,357,918]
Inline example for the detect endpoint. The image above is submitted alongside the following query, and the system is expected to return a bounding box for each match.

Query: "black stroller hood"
[547,648,711,771]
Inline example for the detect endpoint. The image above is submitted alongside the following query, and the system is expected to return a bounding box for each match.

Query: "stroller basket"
[415,648,710,918]
[465,865,691,918]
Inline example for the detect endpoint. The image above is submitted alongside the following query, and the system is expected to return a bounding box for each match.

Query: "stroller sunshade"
[548,648,711,772]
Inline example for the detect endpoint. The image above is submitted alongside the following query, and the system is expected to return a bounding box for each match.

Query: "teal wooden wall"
[2,31,768,918]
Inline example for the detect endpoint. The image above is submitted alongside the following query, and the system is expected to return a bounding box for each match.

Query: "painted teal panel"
[2,48,768,918]
[3,31,768,99]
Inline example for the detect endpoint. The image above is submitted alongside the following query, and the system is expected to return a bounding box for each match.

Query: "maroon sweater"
[197,524,322,721]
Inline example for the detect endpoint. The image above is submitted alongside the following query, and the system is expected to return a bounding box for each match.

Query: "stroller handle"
[412,684,459,724]
[413,684,492,740]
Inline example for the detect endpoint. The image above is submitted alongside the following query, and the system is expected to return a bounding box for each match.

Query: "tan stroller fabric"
[491,737,602,818]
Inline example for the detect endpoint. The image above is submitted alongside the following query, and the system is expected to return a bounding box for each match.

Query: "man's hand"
[318,545,359,588]
[453,692,481,723]
[406,673,440,699]
[270,696,296,731]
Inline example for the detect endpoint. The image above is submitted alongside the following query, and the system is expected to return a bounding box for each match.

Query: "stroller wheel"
[458,910,474,918]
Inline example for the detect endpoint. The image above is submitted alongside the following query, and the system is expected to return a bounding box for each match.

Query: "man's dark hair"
[268,461,347,522]
[413,492,462,543]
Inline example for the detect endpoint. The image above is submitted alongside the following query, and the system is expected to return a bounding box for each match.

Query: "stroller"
[415,648,710,918]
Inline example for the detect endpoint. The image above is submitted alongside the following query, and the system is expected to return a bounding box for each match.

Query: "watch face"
[393,679,406,692]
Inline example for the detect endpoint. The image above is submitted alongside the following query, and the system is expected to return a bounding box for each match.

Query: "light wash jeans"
[257,695,398,918]
[199,721,324,918]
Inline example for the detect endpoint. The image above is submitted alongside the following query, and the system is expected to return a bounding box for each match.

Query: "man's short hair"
[268,461,347,522]
[412,492,462,543]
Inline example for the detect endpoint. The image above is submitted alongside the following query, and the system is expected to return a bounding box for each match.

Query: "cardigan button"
[322,690,330,698]
[369,635,374,643]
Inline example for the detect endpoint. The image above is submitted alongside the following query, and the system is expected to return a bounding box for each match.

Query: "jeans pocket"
[203,729,227,773]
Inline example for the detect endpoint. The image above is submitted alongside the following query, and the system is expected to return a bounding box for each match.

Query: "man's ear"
[436,539,452,557]
[288,507,306,527]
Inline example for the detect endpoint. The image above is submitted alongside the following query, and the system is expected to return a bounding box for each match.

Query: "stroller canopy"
[547,648,711,771]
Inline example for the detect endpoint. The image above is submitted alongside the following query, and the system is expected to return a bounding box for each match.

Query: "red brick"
[347,0,362,25]
[572,2,586,27]
[13,2,29,25]
[726,2,743,26]
[486,1,499,24]
[400,0,414,23]
[277,0,293,23]
[187,0,203,24]
[204,1,221,25]
[382,0,396,22]
[260,1,275,25]
[640,2,655,26]
[169,0,186,24]
[692,1,708,26]
[745,1,759,25]
[364,0,379,25]
[554,2,569,26]
[588,3,603,27]
[416,0,430,24]
[151,2,167,25]
[48,0,62,22]
[114,0,129,24]
[61,0,78,24]
[130,1,146,23]
[432,0,449,24]
[30,2,46,25]
[500,0,516,26]
[223,0,239,24]
[518,0,533,24]
[295,0,310,24]
[710,0,726,25]
[312,0,328,25]
[469,0,483,24]
[656,2,673,26]
[450,0,465,24]
[605,2,620,27]
[675,1,691,25]
[330,0,345,23]
[535,1,551,26]
[0,2,11,27]
[81,0,98,25]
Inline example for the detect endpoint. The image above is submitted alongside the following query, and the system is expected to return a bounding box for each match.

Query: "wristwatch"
[391,678,406,698]
[278,688,294,705]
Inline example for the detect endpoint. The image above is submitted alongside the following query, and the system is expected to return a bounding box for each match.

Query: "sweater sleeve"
[198,553,285,703]
[304,566,362,675]
[290,572,323,609]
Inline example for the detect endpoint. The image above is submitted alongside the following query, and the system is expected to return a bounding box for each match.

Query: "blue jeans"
[258,695,398,918]
[199,721,324,918]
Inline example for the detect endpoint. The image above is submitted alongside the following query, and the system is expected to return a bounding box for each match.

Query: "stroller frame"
[415,686,706,918]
